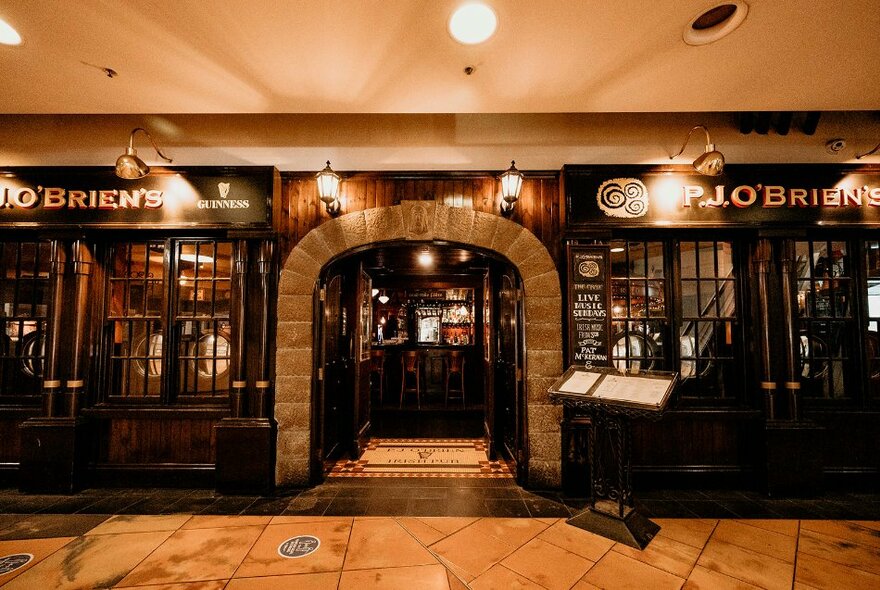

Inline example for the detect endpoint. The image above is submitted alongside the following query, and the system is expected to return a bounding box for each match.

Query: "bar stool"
[400,350,421,409]
[445,350,466,408]
[369,349,385,406]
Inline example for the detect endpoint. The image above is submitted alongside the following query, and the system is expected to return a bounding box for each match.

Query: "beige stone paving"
[0,515,876,589]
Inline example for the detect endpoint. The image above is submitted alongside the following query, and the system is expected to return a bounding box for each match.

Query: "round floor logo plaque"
[278,535,320,559]
[0,553,33,575]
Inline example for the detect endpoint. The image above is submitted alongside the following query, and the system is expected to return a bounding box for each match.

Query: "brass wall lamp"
[115,127,173,179]
[499,160,524,215]
[670,125,725,176]
[316,160,341,216]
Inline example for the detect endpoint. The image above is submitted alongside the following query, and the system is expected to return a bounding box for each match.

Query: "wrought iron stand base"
[566,499,660,550]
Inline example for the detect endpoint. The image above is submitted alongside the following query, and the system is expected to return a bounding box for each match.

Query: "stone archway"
[275,201,563,488]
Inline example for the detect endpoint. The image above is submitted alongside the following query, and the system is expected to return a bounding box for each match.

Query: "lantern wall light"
[115,127,173,180]
[316,160,341,216]
[670,125,725,176]
[499,160,524,216]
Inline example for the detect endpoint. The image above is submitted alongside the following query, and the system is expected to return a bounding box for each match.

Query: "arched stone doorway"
[275,201,563,488]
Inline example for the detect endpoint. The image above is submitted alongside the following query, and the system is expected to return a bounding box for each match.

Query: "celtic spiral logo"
[596,178,649,218]
[578,261,599,278]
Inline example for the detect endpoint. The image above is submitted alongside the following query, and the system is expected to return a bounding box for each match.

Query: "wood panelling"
[0,410,39,463]
[277,172,562,264]
[95,417,217,465]
[631,414,761,469]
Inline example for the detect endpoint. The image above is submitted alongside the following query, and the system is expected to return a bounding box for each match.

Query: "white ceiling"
[1,1,879,169]
[2,0,879,113]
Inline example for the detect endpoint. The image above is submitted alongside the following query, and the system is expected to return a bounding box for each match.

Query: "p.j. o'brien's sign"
[0,167,274,227]
[565,164,880,227]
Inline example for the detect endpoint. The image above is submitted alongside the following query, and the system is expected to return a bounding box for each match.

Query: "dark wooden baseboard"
[89,464,215,488]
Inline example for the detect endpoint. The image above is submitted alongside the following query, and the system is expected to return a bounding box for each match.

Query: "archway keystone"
[275,202,563,488]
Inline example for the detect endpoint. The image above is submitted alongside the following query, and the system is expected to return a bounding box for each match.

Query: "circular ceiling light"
[449,3,498,45]
[0,16,22,46]
[683,1,748,46]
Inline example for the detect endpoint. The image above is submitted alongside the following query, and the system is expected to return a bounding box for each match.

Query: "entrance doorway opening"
[314,241,527,483]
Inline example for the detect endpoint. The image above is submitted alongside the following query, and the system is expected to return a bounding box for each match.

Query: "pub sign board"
[0,167,275,228]
[565,164,880,228]
[567,244,611,369]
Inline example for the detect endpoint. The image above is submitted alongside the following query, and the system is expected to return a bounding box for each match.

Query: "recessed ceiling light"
[0,16,22,46]
[449,3,498,45]
[683,1,748,46]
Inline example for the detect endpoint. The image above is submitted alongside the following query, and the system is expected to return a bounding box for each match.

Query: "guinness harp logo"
[597,178,649,218]
[218,182,231,199]
[409,204,429,235]
[578,260,600,278]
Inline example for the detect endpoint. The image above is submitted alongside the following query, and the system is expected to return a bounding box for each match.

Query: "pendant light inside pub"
[670,125,725,176]
[115,127,173,179]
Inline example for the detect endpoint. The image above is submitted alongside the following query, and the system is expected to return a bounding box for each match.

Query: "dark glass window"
[105,240,232,403]
[678,241,740,400]
[795,240,853,399]
[610,241,668,371]
[865,241,880,399]
[0,241,50,398]
[175,241,232,398]
[107,242,166,399]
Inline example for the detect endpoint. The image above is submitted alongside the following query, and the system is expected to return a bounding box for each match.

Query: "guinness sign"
[0,166,275,228]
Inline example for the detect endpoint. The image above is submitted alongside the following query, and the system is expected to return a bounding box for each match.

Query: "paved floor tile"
[234,520,352,578]
[1,530,174,589]
[795,551,880,589]
[683,564,763,589]
[118,525,264,586]
[501,537,594,590]
[343,518,438,570]
[0,536,75,585]
[711,519,797,563]
[536,519,615,561]
[225,572,340,589]
[652,518,717,549]
[613,533,702,578]
[85,514,191,536]
[470,563,545,589]
[338,563,450,590]
[581,550,685,590]
[697,538,794,590]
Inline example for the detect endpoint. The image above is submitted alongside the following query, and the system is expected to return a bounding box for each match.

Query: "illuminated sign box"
[565,164,880,228]
[0,167,276,228]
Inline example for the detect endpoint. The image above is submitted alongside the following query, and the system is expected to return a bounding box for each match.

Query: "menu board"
[567,245,611,368]
[549,365,677,412]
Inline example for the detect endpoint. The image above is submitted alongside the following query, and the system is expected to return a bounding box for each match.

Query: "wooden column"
[229,240,248,418]
[253,240,273,419]
[65,240,92,418]
[779,240,802,421]
[19,239,90,493]
[214,238,276,494]
[41,239,67,418]
[753,239,777,420]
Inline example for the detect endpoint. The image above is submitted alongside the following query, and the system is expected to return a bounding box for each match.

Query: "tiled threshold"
[0,514,877,589]
[0,482,878,520]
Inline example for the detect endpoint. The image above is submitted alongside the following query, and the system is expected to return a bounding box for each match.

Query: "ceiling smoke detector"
[683,1,749,46]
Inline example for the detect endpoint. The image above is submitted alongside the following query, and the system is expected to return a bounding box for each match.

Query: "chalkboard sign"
[567,245,611,368]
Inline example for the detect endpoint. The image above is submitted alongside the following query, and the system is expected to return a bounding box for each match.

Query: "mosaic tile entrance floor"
[329,439,514,478]
[0,514,876,589]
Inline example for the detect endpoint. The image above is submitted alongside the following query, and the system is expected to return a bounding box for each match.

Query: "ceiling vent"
[684,1,749,46]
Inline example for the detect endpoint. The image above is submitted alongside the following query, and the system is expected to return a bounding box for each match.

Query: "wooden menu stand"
[550,366,677,550]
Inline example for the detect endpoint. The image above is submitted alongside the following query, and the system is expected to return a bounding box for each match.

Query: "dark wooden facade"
[0,164,876,494]
[277,172,562,263]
